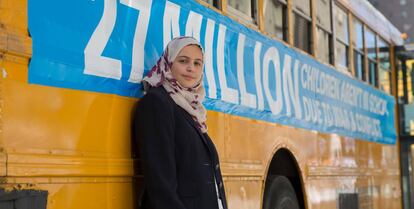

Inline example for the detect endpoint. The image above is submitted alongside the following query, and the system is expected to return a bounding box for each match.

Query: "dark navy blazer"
[134,86,228,209]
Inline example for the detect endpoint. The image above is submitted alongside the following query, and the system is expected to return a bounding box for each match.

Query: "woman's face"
[171,45,204,88]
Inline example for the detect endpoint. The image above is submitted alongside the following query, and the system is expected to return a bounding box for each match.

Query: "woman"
[134,36,227,209]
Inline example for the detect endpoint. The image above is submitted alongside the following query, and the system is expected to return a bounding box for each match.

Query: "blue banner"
[28,0,396,144]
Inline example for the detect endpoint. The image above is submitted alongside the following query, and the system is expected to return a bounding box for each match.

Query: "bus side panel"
[224,114,401,209]
[1,1,138,208]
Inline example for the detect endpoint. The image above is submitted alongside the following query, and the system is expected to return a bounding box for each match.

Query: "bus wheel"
[263,175,300,209]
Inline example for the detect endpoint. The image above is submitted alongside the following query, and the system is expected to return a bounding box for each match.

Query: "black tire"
[263,175,300,209]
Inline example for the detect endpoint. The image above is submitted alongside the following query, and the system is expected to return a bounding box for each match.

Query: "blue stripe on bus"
[28,0,396,144]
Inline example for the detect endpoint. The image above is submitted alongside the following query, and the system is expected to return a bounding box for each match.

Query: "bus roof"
[338,0,404,46]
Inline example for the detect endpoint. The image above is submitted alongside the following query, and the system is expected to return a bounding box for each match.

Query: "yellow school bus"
[0,0,405,209]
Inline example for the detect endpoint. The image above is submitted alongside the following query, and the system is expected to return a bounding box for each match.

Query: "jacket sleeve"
[135,92,186,209]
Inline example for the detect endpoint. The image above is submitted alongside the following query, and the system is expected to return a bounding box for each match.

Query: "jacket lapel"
[159,87,214,158]
[176,106,213,155]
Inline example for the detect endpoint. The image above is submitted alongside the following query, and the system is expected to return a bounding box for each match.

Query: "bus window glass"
[293,0,311,16]
[227,0,251,16]
[293,14,311,53]
[317,27,331,64]
[334,5,349,71]
[316,0,332,64]
[227,0,257,23]
[368,60,377,86]
[352,18,365,81]
[293,0,311,54]
[335,5,349,44]
[378,38,390,69]
[365,28,376,60]
[263,0,287,41]
[352,19,364,51]
[365,28,377,86]
[201,0,220,9]
[378,38,391,93]
[354,52,366,81]
[316,0,331,31]
[336,42,348,69]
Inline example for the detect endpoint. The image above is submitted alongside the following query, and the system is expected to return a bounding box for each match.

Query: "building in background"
[368,0,414,43]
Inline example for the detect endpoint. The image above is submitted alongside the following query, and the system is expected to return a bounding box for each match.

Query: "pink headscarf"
[142,37,207,133]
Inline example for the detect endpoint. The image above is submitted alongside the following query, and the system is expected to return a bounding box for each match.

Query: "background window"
[334,5,349,71]
[263,0,287,41]
[316,0,332,64]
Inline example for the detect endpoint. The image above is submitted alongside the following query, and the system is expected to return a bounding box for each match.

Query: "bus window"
[293,0,311,16]
[263,0,287,41]
[293,0,312,54]
[227,0,258,24]
[201,0,221,9]
[352,18,366,81]
[365,28,378,87]
[378,38,391,93]
[316,0,332,64]
[334,5,349,72]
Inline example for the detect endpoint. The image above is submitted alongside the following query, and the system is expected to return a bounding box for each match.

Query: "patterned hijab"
[142,37,208,133]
